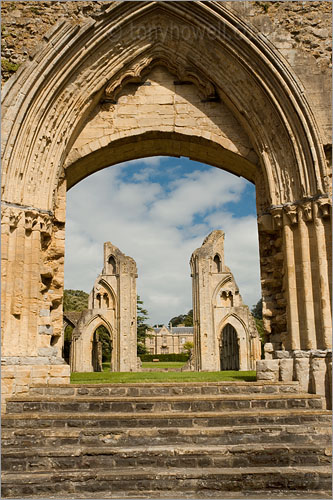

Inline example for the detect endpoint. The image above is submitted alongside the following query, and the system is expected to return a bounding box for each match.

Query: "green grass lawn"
[142,361,186,368]
[71,369,256,384]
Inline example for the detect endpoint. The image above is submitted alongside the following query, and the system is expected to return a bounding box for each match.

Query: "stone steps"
[1,466,332,499]
[2,381,332,498]
[5,392,323,413]
[29,381,300,397]
[2,423,331,448]
[2,409,331,429]
[3,443,332,472]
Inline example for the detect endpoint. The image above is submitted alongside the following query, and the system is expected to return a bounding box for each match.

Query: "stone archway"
[71,314,113,373]
[1,1,331,406]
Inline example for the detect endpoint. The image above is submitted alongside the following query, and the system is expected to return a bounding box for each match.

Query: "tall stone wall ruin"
[1,1,331,410]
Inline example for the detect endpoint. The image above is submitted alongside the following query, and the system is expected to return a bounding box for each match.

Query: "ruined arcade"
[1,1,332,497]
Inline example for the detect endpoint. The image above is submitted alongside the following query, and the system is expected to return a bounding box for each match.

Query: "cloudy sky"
[65,157,261,325]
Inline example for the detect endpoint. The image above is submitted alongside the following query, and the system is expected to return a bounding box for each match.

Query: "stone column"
[282,210,300,350]
[1,204,70,412]
[297,204,316,349]
[313,201,332,349]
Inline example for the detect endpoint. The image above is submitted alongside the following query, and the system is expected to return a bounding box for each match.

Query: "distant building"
[145,324,193,355]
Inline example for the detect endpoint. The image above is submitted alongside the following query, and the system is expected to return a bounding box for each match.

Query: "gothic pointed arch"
[2,1,329,212]
[1,1,331,404]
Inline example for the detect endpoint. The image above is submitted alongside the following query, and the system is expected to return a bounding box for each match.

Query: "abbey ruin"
[67,242,138,373]
[1,1,332,498]
[191,231,261,372]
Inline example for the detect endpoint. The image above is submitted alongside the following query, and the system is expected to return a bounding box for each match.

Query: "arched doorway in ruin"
[71,315,113,373]
[1,2,331,403]
[220,324,239,371]
[91,324,112,372]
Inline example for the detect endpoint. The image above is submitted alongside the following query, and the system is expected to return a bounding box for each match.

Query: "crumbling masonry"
[1,1,331,410]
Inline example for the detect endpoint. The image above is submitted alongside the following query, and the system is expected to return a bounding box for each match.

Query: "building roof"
[172,327,193,334]
[151,325,193,335]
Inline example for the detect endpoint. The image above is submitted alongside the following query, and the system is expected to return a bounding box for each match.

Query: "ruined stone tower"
[70,242,138,372]
[191,231,261,371]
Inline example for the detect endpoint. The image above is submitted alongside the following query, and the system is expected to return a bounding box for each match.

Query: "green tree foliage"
[96,325,112,362]
[170,309,193,327]
[182,341,194,354]
[137,295,152,356]
[251,298,263,319]
[63,289,89,312]
[251,298,265,345]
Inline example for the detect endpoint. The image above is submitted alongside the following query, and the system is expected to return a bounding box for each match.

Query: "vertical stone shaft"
[30,225,41,356]
[1,215,9,341]
[297,208,316,349]
[282,213,300,350]
[313,205,332,348]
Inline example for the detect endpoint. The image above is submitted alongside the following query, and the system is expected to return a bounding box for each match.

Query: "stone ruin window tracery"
[213,254,222,273]
[221,290,233,307]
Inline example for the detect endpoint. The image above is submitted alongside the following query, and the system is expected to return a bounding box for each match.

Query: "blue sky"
[65,156,261,325]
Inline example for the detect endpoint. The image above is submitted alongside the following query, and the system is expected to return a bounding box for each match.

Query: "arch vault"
[1,1,331,408]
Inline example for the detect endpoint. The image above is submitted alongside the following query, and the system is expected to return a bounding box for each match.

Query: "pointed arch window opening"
[108,255,117,274]
[213,254,222,273]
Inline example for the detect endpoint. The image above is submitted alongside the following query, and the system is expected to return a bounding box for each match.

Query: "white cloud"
[65,157,261,324]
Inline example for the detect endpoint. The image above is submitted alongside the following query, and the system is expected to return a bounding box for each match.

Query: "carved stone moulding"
[104,53,217,103]
[1,203,54,233]
[258,196,331,233]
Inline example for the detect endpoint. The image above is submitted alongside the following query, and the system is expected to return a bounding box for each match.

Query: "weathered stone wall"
[191,231,262,371]
[71,241,138,372]
[2,1,331,147]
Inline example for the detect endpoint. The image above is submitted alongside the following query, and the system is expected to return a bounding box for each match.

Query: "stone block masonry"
[1,1,331,407]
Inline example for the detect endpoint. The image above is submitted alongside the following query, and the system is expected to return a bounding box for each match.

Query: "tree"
[96,325,112,362]
[137,295,152,356]
[63,289,89,312]
[251,298,262,319]
[170,309,193,327]
[182,341,194,354]
[251,298,265,344]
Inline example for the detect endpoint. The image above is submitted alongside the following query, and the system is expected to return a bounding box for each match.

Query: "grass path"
[71,370,256,384]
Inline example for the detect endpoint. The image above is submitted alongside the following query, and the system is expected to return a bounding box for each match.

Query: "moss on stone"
[1,59,20,73]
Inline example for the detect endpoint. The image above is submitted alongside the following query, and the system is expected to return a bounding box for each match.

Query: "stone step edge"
[1,491,330,500]
[3,423,330,436]
[3,443,332,458]
[2,409,331,420]
[2,465,331,483]
[7,393,322,402]
[30,381,300,388]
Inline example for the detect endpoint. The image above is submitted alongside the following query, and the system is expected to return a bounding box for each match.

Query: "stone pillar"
[313,201,332,349]
[297,204,316,349]
[293,350,310,393]
[1,201,70,412]
[282,210,300,350]
[325,351,332,410]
